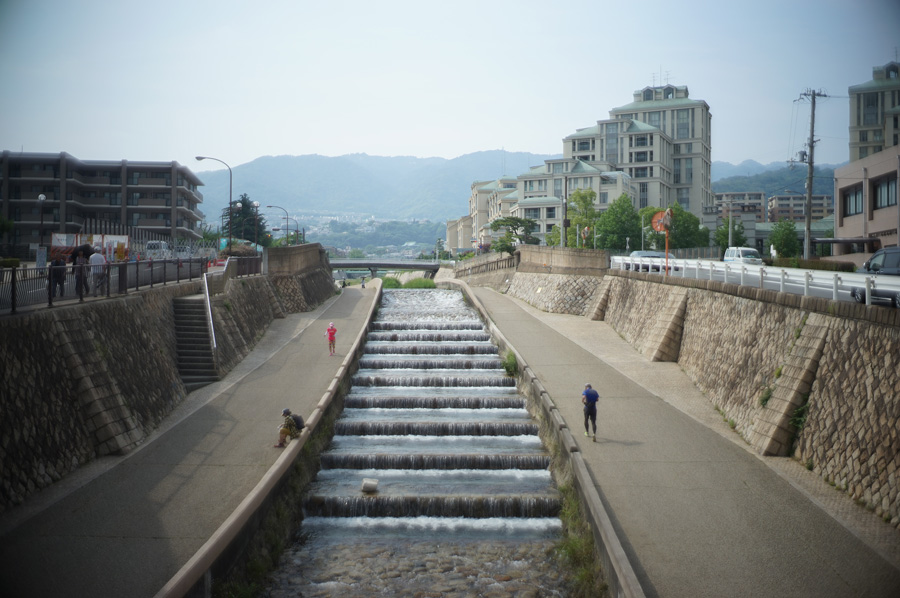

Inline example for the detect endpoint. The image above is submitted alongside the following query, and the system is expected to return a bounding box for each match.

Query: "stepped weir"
[265,288,566,596]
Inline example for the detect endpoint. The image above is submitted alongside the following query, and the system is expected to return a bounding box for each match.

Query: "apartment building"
[0,151,205,249]
[833,61,900,256]
[446,84,712,254]
[766,194,832,224]
[848,61,900,162]
[833,145,900,256]
[714,192,769,223]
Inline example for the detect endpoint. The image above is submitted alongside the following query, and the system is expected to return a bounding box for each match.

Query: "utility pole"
[800,89,826,260]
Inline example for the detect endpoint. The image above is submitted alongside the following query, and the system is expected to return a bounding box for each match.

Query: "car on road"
[622,250,679,272]
[723,247,763,265]
[850,247,900,307]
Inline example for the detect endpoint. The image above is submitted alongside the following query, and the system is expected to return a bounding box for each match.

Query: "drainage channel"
[265,288,565,597]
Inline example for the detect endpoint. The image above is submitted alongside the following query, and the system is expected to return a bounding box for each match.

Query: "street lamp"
[195,156,233,252]
[252,201,260,247]
[37,194,46,248]
[267,205,289,244]
[288,217,301,245]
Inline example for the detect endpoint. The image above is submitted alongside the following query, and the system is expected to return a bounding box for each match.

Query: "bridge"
[328,257,441,278]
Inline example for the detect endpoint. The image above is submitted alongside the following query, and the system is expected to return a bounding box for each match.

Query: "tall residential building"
[848,61,900,162]
[0,151,205,248]
[446,83,712,253]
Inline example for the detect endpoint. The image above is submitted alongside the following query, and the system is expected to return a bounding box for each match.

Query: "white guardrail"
[610,256,900,308]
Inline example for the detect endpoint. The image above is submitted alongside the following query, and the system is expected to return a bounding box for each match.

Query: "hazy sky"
[2,0,898,175]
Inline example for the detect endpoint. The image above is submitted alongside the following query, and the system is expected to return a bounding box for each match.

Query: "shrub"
[381,276,401,288]
[502,351,518,376]
[402,278,436,289]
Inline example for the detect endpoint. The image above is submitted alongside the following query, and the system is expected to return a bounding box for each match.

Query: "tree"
[567,189,599,248]
[595,194,641,252]
[223,193,269,247]
[492,231,518,256]
[348,248,365,258]
[713,218,746,253]
[640,204,710,251]
[489,217,538,245]
[768,219,801,258]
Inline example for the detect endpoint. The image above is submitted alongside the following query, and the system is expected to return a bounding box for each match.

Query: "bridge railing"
[610,256,900,306]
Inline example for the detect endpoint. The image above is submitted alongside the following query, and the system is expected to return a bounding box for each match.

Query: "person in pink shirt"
[325,322,337,356]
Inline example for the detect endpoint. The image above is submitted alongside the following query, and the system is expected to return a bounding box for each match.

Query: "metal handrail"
[202,272,218,369]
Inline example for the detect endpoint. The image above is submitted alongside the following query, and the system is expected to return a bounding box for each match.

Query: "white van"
[145,240,170,259]
[723,247,762,265]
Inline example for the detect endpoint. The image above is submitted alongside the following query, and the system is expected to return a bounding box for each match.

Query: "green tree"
[640,204,709,251]
[713,218,747,253]
[596,194,641,252]
[489,216,538,245]
[768,219,801,258]
[567,189,599,248]
[348,248,365,258]
[492,230,518,256]
[224,193,269,247]
[545,224,561,247]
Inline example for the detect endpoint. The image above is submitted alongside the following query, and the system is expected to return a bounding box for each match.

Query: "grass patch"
[774,366,783,379]
[759,387,773,407]
[502,350,518,376]
[554,483,607,598]
[402,278,436,289]
[381,276,401,288]
[728,418,736,430]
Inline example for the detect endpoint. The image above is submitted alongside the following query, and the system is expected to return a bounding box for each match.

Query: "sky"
[1,0,899,175]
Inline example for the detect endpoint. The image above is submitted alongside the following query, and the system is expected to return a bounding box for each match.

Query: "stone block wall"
[0,282,200,513]
[507,273,603,317]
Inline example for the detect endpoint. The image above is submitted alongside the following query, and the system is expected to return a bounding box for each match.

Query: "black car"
[623,250,679,272]
[850,247,900,307]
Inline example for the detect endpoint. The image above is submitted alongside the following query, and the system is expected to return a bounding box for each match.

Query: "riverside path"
[0,285,379,598]
[469,285,900,598]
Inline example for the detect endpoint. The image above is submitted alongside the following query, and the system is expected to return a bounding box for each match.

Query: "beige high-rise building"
[848,61,900,162]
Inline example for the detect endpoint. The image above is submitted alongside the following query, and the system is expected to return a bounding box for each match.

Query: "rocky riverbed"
[264,537,568,597]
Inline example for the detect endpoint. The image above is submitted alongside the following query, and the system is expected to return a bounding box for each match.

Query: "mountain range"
[194,152,848,223]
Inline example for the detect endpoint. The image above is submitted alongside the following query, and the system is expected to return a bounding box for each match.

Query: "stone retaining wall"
[0,250,337,515]
[448,260,900,528]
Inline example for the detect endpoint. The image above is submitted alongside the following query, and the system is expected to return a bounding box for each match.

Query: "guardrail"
[610,256,900,307]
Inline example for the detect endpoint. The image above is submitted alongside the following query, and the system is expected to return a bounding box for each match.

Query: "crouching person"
[274,408,305,448]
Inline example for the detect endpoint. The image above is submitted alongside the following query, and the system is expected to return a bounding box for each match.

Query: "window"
[664,86,675,99]
[643,89,654,101]
[874,177,897,209]
[673,158,681,184]
[862,93,879,126]
[634,167,648,178]
[577,140,592,151]
[524,208,540,219]
[552,163,564,174]
[526,181,534,191]
[676,109,690,139]
[600,192,608,203]
[546,207,556,219]
[635,151,648,162]
[685,158,693,184]
[554,179,562,197]
[677,188,690,209]
[860,130,868,142]
[583,177,591,188]
[843,185,863,216]
[634,136,648,147]
[538,180,547,191]
[648,112,660,128]
[639,183,648,209]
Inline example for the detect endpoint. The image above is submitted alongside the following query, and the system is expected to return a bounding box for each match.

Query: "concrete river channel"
[264,288,567,597]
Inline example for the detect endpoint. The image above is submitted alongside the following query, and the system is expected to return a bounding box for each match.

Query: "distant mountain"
[196,151,561,222]
[195,153,846,224]
[712,163,842,197]
[711,160,847,183]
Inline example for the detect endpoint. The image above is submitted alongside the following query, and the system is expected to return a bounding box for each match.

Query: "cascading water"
[266,289,565,597]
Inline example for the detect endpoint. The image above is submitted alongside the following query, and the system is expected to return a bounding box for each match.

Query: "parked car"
[723,247,763,265]
[850,247,900,307]
[623,250,678,272]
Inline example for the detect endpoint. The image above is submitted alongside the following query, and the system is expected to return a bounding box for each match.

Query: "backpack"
[290,413,304,429]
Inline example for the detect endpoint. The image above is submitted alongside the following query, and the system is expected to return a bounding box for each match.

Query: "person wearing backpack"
[274,408,304,448]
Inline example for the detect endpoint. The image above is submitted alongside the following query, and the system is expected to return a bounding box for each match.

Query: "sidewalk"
[0,285,379,598]
[470,286,900,598]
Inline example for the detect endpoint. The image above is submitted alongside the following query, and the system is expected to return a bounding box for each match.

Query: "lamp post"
[37,194,46,248]
[252,201,260,247]
[288,217,301,245]
[195,156,233,252]
[267,205,289,244]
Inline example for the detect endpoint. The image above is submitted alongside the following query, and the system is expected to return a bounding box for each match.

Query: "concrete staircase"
[173,295,219,392]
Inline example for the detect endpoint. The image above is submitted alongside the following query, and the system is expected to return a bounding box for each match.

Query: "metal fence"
[0,259,209,314]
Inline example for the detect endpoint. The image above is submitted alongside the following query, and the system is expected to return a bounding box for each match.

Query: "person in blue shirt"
[582,383,600,441]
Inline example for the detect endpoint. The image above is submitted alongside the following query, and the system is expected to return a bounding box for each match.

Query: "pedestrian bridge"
[328,258,441,277]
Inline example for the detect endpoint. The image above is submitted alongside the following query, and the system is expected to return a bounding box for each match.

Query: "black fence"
[1,255,265,314]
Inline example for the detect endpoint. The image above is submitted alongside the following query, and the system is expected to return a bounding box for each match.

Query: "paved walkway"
[0,285,379,598]
[470,286,900,598]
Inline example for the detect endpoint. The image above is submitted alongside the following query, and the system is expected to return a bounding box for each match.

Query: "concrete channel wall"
[454,248,900,530]
[0,245,337,515]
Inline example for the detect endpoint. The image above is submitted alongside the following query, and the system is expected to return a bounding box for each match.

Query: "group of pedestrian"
[48,246,108,299]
